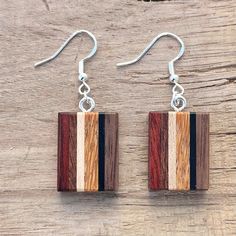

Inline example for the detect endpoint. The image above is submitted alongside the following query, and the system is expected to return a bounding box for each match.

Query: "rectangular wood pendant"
[149,112,209,191]
[57,112,119,192]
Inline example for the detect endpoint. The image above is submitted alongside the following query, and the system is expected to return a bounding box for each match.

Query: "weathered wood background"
[0,0,236,235]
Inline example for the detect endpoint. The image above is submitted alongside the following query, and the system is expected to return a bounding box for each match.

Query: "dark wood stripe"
[148,112,168,190]
[68,113,77,191]
[196,113,209,190]
[57,113,70,191]
[104,113,119,191]
[98,113,105,191]
[190,112,196,190]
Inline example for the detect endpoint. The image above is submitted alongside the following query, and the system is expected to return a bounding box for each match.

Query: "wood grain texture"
[168,112,176,190]
[196,113,210,190]
[84,112,99,192]
[57,113,70,191]
[148,112,160,190]
[68,113,77,191]
[176,112,190,191]
[104,113,119,191]
[76,112,85,191]
[149,112,168,190]
[58,113,77,192]
[1,0,236,234]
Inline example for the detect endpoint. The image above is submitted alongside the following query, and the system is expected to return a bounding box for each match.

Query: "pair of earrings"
[35,30,209,192]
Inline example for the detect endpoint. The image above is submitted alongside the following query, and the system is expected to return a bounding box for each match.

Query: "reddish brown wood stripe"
[58,113,76,191]
[149,112,168,190]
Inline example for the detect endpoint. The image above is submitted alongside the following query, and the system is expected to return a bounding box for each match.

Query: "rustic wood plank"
[196,113,210,190]
[176,112,190,190]
[104,113,119,191]
[1,0,236,234]
[84,112,99,191]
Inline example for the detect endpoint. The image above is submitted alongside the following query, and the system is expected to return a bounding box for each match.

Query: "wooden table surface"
[1,1,236,235]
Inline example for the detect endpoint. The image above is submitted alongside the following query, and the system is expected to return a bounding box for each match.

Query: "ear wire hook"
[34,30,97,76]
[34,30,98,112]
[116,32,186,112]
[117,32,184,80]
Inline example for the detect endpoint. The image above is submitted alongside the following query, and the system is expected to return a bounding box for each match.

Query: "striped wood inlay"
[58,112,119,192]
[149,112,209,191]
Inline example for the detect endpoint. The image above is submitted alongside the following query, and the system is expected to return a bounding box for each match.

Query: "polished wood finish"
[196,113,210,190]
[149,112,209,191]
[58,112,119,192]
[84,112,99,192]
[176,112,190,191]
[104,113,119,191]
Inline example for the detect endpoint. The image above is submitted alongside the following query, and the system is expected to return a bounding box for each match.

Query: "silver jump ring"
[171,94,186,112]
[79,96,95,112]
[78,81,90,95]
[172,83,184,95]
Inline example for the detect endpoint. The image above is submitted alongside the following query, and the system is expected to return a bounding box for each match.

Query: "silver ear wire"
[34,30,97,112]
[117,32,186,112]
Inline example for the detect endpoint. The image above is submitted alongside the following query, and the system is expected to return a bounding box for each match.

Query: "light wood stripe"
[168,112,176,190]
[84,112,99,191]
[77,112,85,191]
[176,112,190,190]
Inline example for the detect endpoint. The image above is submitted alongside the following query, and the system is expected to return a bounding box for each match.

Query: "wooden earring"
[117,32,209,191]
[35,30,119,192]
